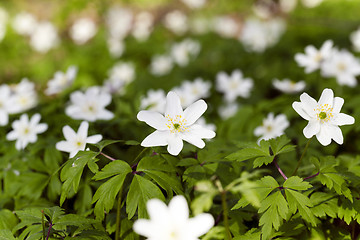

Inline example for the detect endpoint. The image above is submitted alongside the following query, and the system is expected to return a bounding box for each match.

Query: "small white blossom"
[321,49,360,87]
[0,85,14,126]
[292,88,355,146]
[350,27,360,52]
[254,113,289,143]
[150,54,173,76]
[106,7,133,40]
[56,121,102,158]
[140,89,167,113]
[132,12,154,42]
[103,62,135,94]
[70,18,97,45]
[216,69,253,102]
[213,16,239,38]
[137,91,216,156]
[12,12,37,36]
[295,40,334,74]
[172,78,211,108]
[0,7,8,42]
[171,39,201,67]
[6,113,48,150]
[190,17,211,35]
[66,87,114,122]
[218,102,239,120]
[133,195,214,240]
[30,21,59,53]
[181,0,207,9]
[45,66,78,95]
[302,0,324,8]
[272,78,306,94]
[163,10,188,35]
[279,0,298,12]
[107,38,125,58]
[11,78,38,114]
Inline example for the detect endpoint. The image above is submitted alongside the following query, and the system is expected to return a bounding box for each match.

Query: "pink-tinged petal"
[332,113,355,126]
[189,124,216,139]
[167,135,183,156]
[316,125,332,146]
[332,97,344,114]
[137,110,168,131]
[318,88,334,107]
[303,120,320,138]
[292,102,311,120]
[78,121,89,139]
[187,213,215,237]
[181,133,205,149]
[86,134,102,144]
[168,195,189,223]
[133,219,153,237]
[63,125,77,141]
[183,100,207,126]
[300,93,318,116]
[35,123,48,134]
[165,91,183,118]
[141,130,169,147]
[328,125,343,145]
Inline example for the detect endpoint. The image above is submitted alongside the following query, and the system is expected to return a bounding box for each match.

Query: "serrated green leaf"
[269,135,295,155]
[227,148,268,162]
[310,192,337,218]
[92,140,123,152]
[93,160,131,181]
[231,197,250,210]
[0,229,16,240]
[285,189,317,226]
[318,170,353,202]
[257,176,279,201]
[56,214,99,226]
[283,176,312,191]
[253,156,274,168]
[126,175,165,219]
[310,157,320,171]
[338,198,360,225]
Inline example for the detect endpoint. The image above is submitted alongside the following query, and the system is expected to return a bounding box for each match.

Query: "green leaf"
[92,140,123,152]
[310,192,337,218]
[257,176,279,201]
[310,157,320,171]
[253,156,274,168]
[126,175,165,219]
[338,198,360,225]
[0,209,18,230]
[231,197,249,210]
[0,229,16,240]
[226,147,268,162]
[17,172,48,200]
[318,170,353,202]
[269,135,295,156]
[285,189,317,226]
[283,176,312,191]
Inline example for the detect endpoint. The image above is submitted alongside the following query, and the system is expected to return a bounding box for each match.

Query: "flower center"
[23,127,30,135]
[266,125,273,132]
[319,111,327,119]
[315,104,333,123]
[314,53,322,62]
[166,114,188,133]
[76,141,83,147]
[337,63,346,71]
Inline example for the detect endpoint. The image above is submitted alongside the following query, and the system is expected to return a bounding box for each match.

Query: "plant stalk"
[292,137,313,176]
[274,159,288,180]
[41,210,45,240]
[46,222,53,240]
[221,191,232,240]
[303,171,320,180]
[100,152,116,161]
[115,185,124,240]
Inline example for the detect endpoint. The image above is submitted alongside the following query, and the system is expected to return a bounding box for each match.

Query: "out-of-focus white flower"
[173,78,211,108]
[321,49,360,87]
[150,54,173,76]
[190,17,211,35]
[107,38,125,58]
[0,7,8,42]
[11,78,38,114]
[133,195,214,239]
[137,91,216,156]
[295,40,333,74]
[163,10,188,36]
[254,113,289,143]
[140,89,167,113]
[218,102,239,120]
[292,88,354,146]
[0,85,13,126]
[30,21,59,53]
[350,27,360,52]
[216,69,253,102]
[272,78,306,94]
[181,0,207,9]
[132,12,154,42]
[105,6,133,40]
[6,113,48,150]
[56,121,102,158]
[279,0,298,12]
[302,0,323,8]
[103,62,135,94]
[171,39,201,67]
[66,87,114,122]
[213,16,239,38]
[45,66,78,95]
[70,18,97,45]
[240,18,286,53]
[12,12,37,36]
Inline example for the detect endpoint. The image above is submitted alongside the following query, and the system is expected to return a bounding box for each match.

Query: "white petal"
[86,134,102,144]
[70,150,81,158]
[254,126,264,137]
[133,219,153,237]
[333,113,355,126]
[300,93,317,116]
[183,100,207,126]
[292,101,311,120]
[329,125,343,144]
[318,88,334,107]
[16,140,23,150]
[30,113,41,125]
[303,120,320,138]
[189,124,216,139]
[0,111,8,126]
[35,123,48,134]
[316,125,332,146]
[6,131,17,141]
[332,97,344,114]
[99,109,114,120]
[137,111,168,131]
[56,141,73,153]
[78,121,89,139]
[167,135,183,156]
[181,133,205,148]
[63,125,77,141]
[146,198,169,222]
[168,196,189,223]
[187,213,215,237]
[165,91,183,118]
[141,130,169,147]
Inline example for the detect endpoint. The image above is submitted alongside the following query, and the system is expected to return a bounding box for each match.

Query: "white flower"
[137,91,216,156]
[30,21,59,53]
[218,102,239,120]
[150,54,173,76]
[190,17,211,35]
[103,62,135,94]
[196,117,216,132]
[171,39,201,67]
[0,7,8,42]
[106,7,133,40]
[163,10,188,35]
[11,78,38,114]
[45,65,78,95]
[302,0,323,8]
[172,78,211,108]
[56,121,102,158]
[132,12,154,42]
[294,40,333,74]
[140,89,167,113]
[107,38,125,58]
[0,85,13,126]
[292,88,355,146]
[66,87,114,122]
[279,0,298,12]
[216,69,253,102]
[321,49,360,87]
[6,113,48,150]
[272,78,306,94]
[213,16,239,38]
[181,0,207,9]
[70,18,97,45]
[133,195,214,240]
[12,12,37,36]
[350,27,360,52]
[254,113,289,142]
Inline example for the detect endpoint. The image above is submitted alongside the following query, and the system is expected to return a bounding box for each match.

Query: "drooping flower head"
[292,88,354,146]
[137,91,216,156]
[133,195,214,240]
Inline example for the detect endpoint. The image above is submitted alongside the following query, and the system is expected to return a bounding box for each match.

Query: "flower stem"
[41,210,45,240]
[303,171,319,180]
[292,137,313,176]
[274,159,288,180]
[100,152,116,161]
[221,191,232,240]
[46,221,53,240]
[115,185,124,240]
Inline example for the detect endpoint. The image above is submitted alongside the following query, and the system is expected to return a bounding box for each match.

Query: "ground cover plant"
[1,0,360,239]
